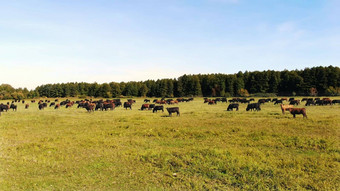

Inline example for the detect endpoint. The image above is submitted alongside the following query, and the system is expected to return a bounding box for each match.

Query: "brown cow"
[25,104,29,109]
[280,104,294,114]
[287,108,307,118]
[141,104,149,110]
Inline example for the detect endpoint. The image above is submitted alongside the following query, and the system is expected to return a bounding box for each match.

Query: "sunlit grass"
[1,97,339,190]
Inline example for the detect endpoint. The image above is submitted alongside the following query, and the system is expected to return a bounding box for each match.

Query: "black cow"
[149,104,155,110]
[103,103,115,110]
[274,100,283,105]
[144,99,150,103]
[227,103,239,111]
[10,104,17,111]
[49,102,55,107]
[153,106,164,113]
[95,103,104,111]
[167,107,180,116]
[289,100,300,105]
[124,102,132,110]
[305,100,315,106]
[246,103,261,111]
[38,104,45,110]
[0,104,9,112]
[332,100,340,104]
[258,99,266,104]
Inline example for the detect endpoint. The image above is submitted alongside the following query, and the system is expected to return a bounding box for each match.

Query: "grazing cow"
[315,100,324,106]
[49,102,55,107]
[332,100,340,104]
[95,103,104,111]
[305,99,315,106]
[31,100,36,103]
[25,104,29,109]
[38,104,45,110]
[301,98,308,102]
[274,100,283,105]
[287,108,307,118]
[153,106,164,113]
[22,100,25,104]
[10,104,17,111]
[280,104,294,114]
[141,104,149,110]
[54,104,60,109]
[149,104,155,110]
[103,103,115,111]
[258,99,266,104]
[167,107,180,116]
[221,98,227,103]
[246,103,261,111]
[153,99,158,103]
[85,103,95,112]
[144,99,150,103]
[66,102,74,108]
[289,100,300,105]
[55,99,59,102]
[0,103,9,112]
[227,103,239,111]
[208,100,216,105]
[123,102,132,110]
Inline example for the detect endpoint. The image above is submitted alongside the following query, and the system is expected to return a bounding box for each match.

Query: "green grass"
[1,98,339,190]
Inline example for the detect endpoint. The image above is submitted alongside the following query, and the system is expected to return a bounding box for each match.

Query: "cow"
[208,100,216,105]
[123,102,132,110]
[149,104,155,110]
[289,100,300,105]
[25,104,29,109]
[153,106,164,113]
[305,99,315,106]
[95,103,104,111]
[49,102,55,107]
[144,99,150,103]
[66,102,74,108]
[246,103,261,111]
[38,103,45,110]
[274,100,283,105]
[280,104,294,114]
[287,108,307,118]
[0,103,9,112]
[332,100,340,105]
[103,103,115,111]
[85,103,95,112]
[167,107,180,116]
[227,103,239,111]
[10,104,17,111]
[54,104,60,109]
[141,104,149,110]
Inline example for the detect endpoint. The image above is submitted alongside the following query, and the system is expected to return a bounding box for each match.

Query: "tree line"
[1,66,340,100]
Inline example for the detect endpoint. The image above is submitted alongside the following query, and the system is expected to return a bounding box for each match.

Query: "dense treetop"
[1,66,340,99]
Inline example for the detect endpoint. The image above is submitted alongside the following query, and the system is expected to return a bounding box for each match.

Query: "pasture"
[0,97,339,190]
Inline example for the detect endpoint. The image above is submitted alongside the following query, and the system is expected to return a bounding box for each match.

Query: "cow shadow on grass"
[161,115,171,117]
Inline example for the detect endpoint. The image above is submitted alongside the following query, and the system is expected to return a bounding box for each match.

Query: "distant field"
[1,97,339,190]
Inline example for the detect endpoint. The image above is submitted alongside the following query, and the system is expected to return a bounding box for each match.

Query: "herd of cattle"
[0,97,339,118]
[204,97,340,118]
[0,98,187,117]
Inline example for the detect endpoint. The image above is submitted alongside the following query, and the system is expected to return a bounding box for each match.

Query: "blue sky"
[0,0,339,89]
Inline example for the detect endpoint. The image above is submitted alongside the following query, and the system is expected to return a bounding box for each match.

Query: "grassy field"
[0,97,339,190]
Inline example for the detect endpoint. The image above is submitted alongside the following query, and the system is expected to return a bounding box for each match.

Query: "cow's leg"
[293,114,296,118]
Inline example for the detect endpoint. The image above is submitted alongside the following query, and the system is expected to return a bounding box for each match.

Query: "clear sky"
[1,0,339,89]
